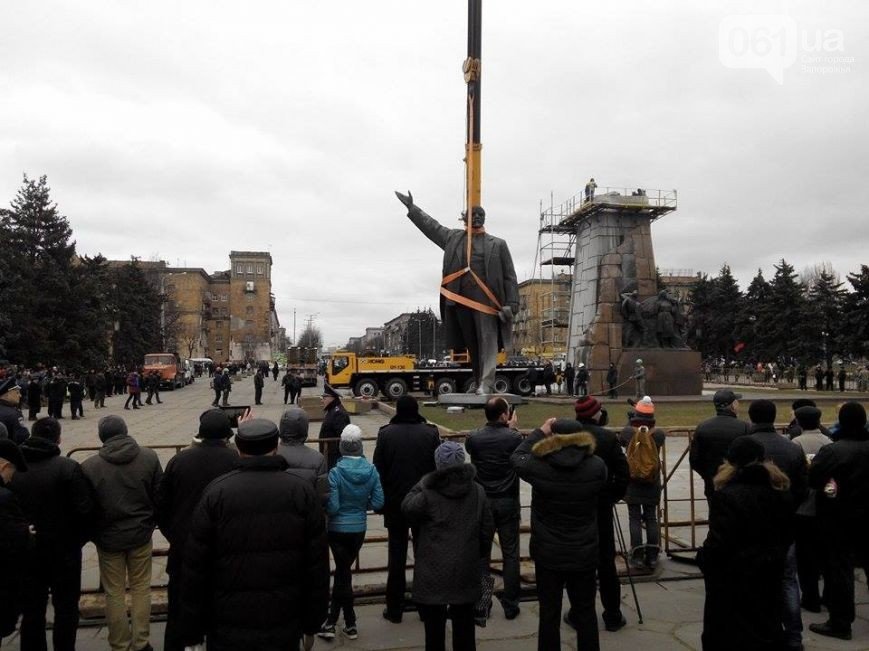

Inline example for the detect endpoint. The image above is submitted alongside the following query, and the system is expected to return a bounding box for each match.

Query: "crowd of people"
[0,371,868,651]
[703,358,868,392]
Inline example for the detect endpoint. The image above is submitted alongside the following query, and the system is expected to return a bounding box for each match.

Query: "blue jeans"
[782,543,803,648]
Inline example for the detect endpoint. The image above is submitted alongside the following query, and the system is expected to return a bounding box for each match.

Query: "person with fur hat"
[785,398,833,440]
[573,394,629,632]
[319,382,351,470]
[156,409,240,651]
[743,399,807,650]
[402,441,494,651]
[618,396,666,569]
[807,402,869,640]
[700,437,794,650]
[511,417,607,650]
[81,416,163,651]
[373,395,442,622]
[180,418,329,651]
[318,424,384,641]
[690,388,750,499]
[278,406,328,504]
[11,417,96,651]
[0,376,29,444]
[790,405,832,613]
[0,438,35,643]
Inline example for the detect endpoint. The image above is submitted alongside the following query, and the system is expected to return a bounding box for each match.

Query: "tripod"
[613,503,644,624]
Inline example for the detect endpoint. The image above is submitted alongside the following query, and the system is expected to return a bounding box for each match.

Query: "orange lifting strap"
[439,91,502,317]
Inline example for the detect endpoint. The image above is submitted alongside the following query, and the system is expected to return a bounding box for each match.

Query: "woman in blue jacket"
[319,424,384,641]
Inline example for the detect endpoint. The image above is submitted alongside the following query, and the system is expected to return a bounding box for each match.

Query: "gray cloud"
[1,0,866,345]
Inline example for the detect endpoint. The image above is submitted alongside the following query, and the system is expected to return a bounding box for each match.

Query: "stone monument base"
[438,393,526,409]
[618,348,702,397]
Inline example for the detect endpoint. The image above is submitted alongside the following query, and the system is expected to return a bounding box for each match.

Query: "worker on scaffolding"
[584,177,597,203]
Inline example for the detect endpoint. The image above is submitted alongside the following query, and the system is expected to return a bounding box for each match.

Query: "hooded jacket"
[326,456,384,533]
[11,436,95,552]
[402,464,494,605]
[81,435,163,552]
[511,429,607,572]
[0,476,33,637]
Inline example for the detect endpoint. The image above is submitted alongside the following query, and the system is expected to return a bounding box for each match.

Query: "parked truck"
[287,346,319,387]
[143,352,185,390]
[326,351,537,399]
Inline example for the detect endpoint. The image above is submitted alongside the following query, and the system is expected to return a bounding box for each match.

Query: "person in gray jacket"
[278,406,329,505]
[81,416,163,651]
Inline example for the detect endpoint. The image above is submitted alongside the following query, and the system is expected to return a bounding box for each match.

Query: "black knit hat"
[748,399,776,424]
[198,409,233,440]
[838,402,867,437]
[726,437,765,467]
[235,418,279,455]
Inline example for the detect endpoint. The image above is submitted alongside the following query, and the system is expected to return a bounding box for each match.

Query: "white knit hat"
[340,424,364,456]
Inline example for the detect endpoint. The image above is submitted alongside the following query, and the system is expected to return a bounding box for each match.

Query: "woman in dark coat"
[26,376,42,421]
[699,437,794,651]
[402,441,493,651]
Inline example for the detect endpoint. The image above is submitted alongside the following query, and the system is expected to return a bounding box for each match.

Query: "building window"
[221,294,228,302]
[246,293,254,302]
[257,264,264,275]
[246,306,254,315]
[246,263,253,274]
[216,348,223,356]
[216,321,223,328]
[215,334,223,343]
[245,320,254,328]
[236,264,244,276]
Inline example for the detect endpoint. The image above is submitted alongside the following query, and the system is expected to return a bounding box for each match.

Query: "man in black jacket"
[11,417,95,651]
[743,400,808,651]
[573,395,630,632]
[465,397,524,622]
[180,418,329,651]
[319,383,350,470]
[157,410,239,651]
[253,367,265,405]
[689,389,750,498]
[373,395,441,622]
[511,417,607,651]
[807,402,869,641]
[0,438,34,645]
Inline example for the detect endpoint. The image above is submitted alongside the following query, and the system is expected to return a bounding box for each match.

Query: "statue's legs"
[455,308,499,394]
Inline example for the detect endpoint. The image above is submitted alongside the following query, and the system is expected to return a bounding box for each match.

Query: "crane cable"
[438,82,502,317]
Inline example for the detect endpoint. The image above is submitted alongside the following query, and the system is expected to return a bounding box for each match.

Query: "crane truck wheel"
[493,375,511,394]
[385,377,408,400]
[512,374,533,396]
[436,378,457,395]
[354,378,379,398]
[462,378,477,394]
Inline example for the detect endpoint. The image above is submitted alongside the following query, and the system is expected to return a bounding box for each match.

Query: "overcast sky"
[1,1,866,347]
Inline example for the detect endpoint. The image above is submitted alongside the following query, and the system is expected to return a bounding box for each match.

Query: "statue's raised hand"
[394,190,414,209]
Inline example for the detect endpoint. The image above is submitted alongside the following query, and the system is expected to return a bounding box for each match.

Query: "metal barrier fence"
[68,427,707,611]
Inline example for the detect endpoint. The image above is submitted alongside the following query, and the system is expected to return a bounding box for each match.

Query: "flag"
[733,342,746,353]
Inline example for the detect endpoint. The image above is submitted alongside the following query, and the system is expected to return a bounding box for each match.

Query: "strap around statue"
[439,91,502,317]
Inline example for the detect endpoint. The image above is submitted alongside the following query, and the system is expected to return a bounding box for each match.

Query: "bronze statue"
[395,191,518,394]
[620,290,645,347]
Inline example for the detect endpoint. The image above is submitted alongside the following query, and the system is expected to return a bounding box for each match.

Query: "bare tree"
[298,324,322,349]
[801,261,840,293]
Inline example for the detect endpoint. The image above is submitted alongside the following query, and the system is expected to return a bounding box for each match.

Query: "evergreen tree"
[0,174,78,366]
[804,268,846,365]
[764,259,807,361]
[686,273,714,356]
[707,264,742,358]
[109,260,163,368]
[842,265,869,359]
[740,269,770,360]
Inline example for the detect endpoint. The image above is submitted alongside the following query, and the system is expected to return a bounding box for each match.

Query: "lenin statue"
[396,191,519,394]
